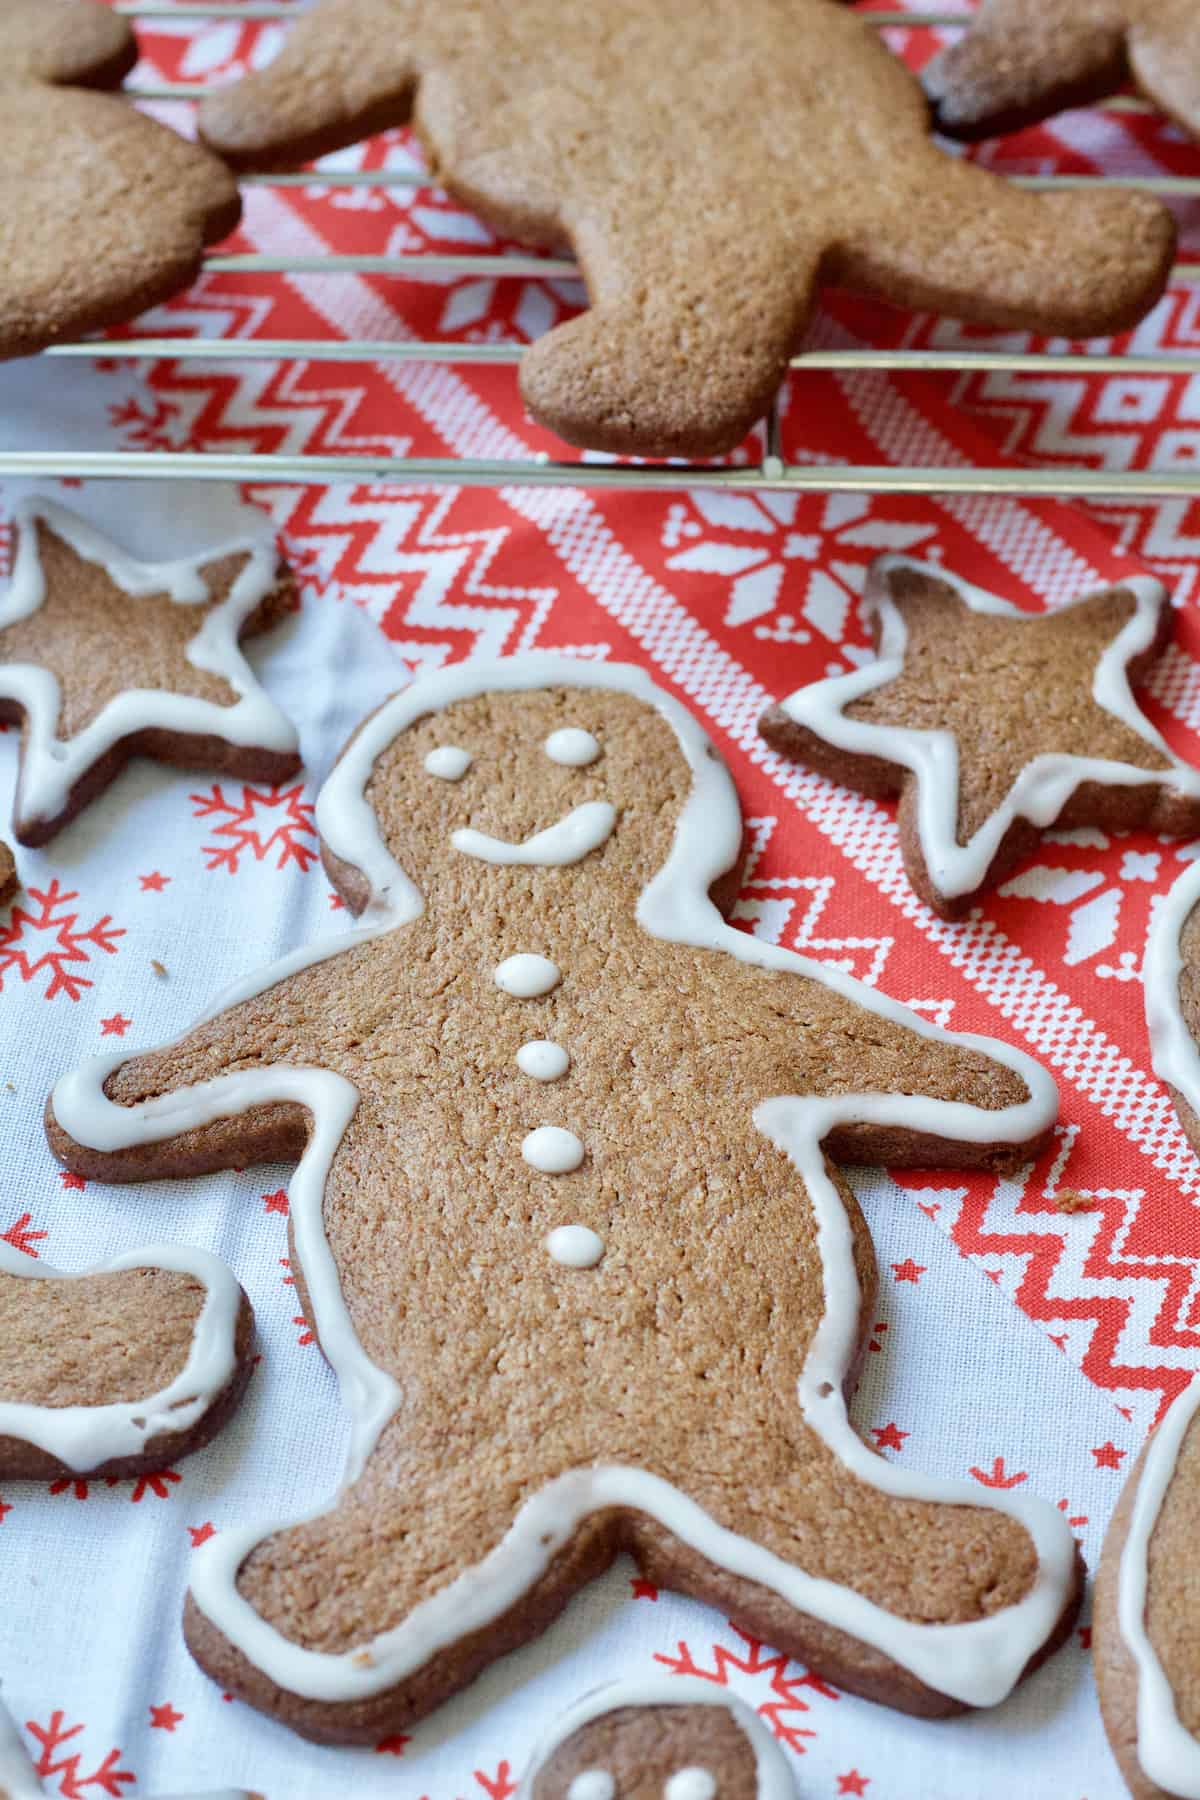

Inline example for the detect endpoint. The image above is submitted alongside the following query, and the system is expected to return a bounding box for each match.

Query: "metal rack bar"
[114,2,973,21]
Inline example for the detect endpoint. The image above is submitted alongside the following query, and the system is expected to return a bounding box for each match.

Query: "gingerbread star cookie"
[48,655,1077,1743]
[0,1237,253,1482]
[197,0,1173,458]
[522,1678,797,1800]
[925,0,1200,142]
[1094,1377,1200,1800]
[759,556,1200,918]
[0,0,137,92]
[0,500,301,846]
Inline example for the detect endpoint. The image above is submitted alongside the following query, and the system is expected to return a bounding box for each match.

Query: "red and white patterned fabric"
[3,5,1200,1795]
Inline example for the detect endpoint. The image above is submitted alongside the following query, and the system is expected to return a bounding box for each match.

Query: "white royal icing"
[522,1127,585,1174]
[0,499,298,837]
[1117,1375,1200,1793]
[495,954,562,998]
[518,1676,795,1799]
[454,801,616,867]
[51,655,1068,1713]
[664,1773,716,1800]
[0,1239,241,1474]
[775,556,1196,905]
[0,1688,252,1800]
[424,745,472,780]
[546,1225,604,1268]
[517,1040,570,1082]
[566,1775,615,1800]
[544,727,602,767]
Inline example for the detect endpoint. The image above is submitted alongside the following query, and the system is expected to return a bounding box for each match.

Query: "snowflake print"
[1,1212,45,1256]
[191,782,319,875]
[654,1624,837,1751]
[107,395,187,453]
[24,1711,135,1798]
[0,882,123,1002]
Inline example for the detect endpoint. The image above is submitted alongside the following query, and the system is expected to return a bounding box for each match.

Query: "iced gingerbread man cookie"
[521,1677,796,1800]
[759,556,1200,918]
[1143,859,1200,1162]
[0,1237,252,1483]
[1094,1378,1200,1799]
[0,500,301,846]
[197,0,1173,458]
[925,0,1200,142]
[48,656,1077,1742]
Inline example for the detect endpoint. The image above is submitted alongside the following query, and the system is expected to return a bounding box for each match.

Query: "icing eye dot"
[522,1126,584,1173]
[424,745,472,780]
[544,727,601,767]
[517,1039,570,1081]
[546,1224,604,1267]
[664,1772,716,1800]
[568,1774,615,1800]
[494,954,561,998]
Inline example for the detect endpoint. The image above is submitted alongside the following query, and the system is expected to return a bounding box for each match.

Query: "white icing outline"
[1146,858,1200,1131]
[51,655,1069,1711]
[775,556,1194,904]
[0,499,298,835]
[453,800,616,866]
[0,1239,242,1474]
[517,1676,794,1799]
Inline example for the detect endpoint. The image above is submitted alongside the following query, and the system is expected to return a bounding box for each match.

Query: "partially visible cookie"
[197,0,1173,458]
[0,0,137,92]
[0,845,15,908]
[1094,1379,1200,1799]
[0,84,239,360]
[0,499,301,845]
[925,0,1200,143]
[759,556,1200,918]
[0,1238,253,1481]
[522,1678,795,1800]
[1145,860,1200,1161]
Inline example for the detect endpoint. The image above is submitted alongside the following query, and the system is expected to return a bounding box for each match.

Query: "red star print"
[100,1013,131,1037]
[149,1703,183,1732]
[262,1188,289,1216]
[58,1170,86,1191]
[329,891,345,910]
[375,1736,410,1756]
[890,1258,926,1284]
[188,1522,215,1548]
[1093,1442,1127,1470]
[871,1423,909,1452]
[0,1497,11,1524]
[837,1774,871,1796]
[139,872,170,892]
[630,1577,659,1600]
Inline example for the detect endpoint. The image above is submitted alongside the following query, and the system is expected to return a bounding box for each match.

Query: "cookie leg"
[923,0,1128,138]
[1129,0,1200,138]
[845,160,1173,337]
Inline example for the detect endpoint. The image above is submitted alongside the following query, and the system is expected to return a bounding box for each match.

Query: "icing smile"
[451,800,616,866]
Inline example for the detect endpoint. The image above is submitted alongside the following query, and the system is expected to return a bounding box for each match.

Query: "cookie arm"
[923,0,1129,138]
[847,157,1173,338]
[1129,0,1200,138]
[199,0,422,169]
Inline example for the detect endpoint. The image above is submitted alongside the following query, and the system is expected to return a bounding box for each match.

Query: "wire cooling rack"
[10,0,1200,496]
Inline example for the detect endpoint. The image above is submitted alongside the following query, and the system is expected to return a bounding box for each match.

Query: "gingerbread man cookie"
[0,0,136,92]
[198,0,1174,459]
[521,1677,796,1800]
[0,1237,252,1482]
[48,656,1076,1742]
[925,0,1200,142]
[1094,1378,1200,1799]
[759,556,1200,919]
[1144,860,1200,1163]
[0,1686,261,1800]
[0,500,301,846]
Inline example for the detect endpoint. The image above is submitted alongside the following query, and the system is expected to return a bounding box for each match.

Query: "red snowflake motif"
[968,1457,1028,1490]
[191,783,319,876]
[475,1765,517,1800]
[2,1211,46,1256]
[0,1496,12,1523]
[0,882,124,1002]
[188,1521,216,1548]
[1057,1498,1089,1529]
[123,1470,182,1503]
[654,1625,837,1751]
[25,1711,135,1798]
[107,395,185,452]
[49,1477,90,1501]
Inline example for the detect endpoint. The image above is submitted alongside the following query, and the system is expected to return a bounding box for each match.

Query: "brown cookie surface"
[524,1678,795,1800]
[925,0,1200,142]
[46,658,1076,1743]
[198,0,1173,458]
[0,1241,253,1481]
[0,499,301,845]
[0,0,137,91]
[760,557,1200,918]
[1095,1381,1200,1799]
[0,844,14,908]
[0,84,239,360]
